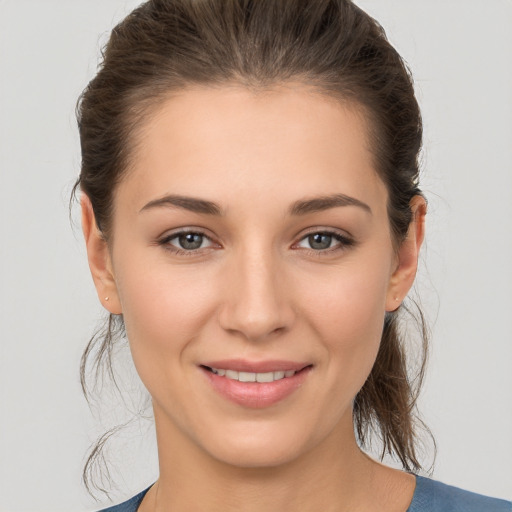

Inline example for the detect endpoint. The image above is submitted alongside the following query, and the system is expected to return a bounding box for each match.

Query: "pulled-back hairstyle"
[74,0,431,496]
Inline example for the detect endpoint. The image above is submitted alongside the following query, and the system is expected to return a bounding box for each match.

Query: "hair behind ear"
[354,301,433,471]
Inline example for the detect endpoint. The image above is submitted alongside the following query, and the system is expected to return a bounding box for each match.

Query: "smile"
[207,367,297,382]
[201,362,313,408]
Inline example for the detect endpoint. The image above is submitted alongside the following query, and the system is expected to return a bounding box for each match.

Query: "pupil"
[309,233,332,250]
[179,233,203,250]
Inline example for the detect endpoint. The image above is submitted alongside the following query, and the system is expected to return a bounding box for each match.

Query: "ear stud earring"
[105,297,109,301]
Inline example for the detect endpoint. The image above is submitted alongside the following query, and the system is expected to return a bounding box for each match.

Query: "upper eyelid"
[294,227,353,242]
[293,231,353,248]
[162,230,216,246]
[299,226,351,236]
[160,227,215,241]
[159,226,350,237]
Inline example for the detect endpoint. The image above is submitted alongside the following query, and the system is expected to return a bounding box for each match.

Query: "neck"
[141,404,414,512]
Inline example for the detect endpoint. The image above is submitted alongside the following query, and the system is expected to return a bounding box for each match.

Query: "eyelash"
[157,229,355,257]
[294,230,355,256]
[157,229,217,257]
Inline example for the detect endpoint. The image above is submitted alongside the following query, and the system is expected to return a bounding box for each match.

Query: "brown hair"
[74,0,432,496]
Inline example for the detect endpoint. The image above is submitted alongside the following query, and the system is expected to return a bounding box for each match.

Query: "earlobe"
[81,194,122,314]
[385,196,427,312]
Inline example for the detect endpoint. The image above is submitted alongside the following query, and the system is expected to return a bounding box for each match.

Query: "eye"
[159,230,215,253]
[175,232,208,250]
[295,231,354,252]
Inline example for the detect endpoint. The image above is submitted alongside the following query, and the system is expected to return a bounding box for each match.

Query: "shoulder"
[408,475,512,512]
[92,477,512,512]
[96,486,152,512]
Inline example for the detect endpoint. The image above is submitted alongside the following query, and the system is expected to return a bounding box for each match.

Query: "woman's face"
[85,84,421,468]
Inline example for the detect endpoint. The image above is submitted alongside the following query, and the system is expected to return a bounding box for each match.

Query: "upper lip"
[201,359,311,373]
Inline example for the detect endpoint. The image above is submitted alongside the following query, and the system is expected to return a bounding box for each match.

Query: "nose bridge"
[218,240,293,341]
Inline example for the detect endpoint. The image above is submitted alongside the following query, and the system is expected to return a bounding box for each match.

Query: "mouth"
[200,362,313,408]
[201,365,310,383]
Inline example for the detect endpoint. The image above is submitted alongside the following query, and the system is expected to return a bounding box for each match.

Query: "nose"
[217,247,295,342]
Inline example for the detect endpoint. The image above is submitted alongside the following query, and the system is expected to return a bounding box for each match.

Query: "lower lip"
[201,366,312,408]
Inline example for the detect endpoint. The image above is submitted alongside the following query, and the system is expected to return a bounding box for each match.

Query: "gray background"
[0,0,511,510]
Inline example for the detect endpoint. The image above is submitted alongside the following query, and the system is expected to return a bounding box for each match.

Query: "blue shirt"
[97,475,512,511]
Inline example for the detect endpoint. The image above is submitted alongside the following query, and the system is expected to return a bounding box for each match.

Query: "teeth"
[225,369,238,379]
[238,371,256,382]
[256,372,274,383]
[210,368,297,382]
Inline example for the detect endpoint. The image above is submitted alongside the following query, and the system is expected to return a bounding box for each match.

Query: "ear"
[81,194,122,314]
[385,195,427,312]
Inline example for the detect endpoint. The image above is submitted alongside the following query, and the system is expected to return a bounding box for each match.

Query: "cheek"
[296,258,391,386]
[113,254,219,388]
[300,257,390,337]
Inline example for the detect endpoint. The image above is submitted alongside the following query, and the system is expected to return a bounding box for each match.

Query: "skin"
[82,84,426,511]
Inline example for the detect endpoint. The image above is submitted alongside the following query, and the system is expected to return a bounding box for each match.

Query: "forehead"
[117,84,387,215]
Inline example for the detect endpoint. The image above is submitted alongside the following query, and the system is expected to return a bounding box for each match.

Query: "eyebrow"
[289,193,372,216]
[139,194,223,215]
[139,192,372,216]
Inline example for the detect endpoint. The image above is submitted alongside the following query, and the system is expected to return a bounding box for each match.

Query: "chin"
[209,441,304,469]
[194,418,324,470]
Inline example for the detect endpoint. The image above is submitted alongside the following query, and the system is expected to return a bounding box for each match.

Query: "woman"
[74,0,511,511]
